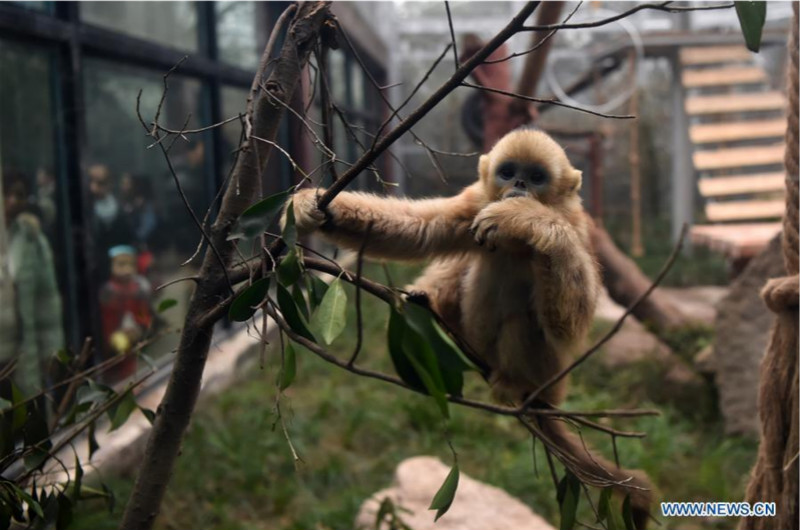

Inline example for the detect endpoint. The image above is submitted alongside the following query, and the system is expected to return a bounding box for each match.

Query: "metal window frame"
[0,1,278,351]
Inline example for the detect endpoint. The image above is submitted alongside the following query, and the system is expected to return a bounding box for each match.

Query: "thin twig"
[461,81,635,119]
[444,1,460,71]
[484,1,583,65]
[348,222,373,367]
[520,2,734,31]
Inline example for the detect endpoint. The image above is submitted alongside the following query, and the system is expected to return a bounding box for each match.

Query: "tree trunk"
[590,221,691,331]
[118,4,334,529]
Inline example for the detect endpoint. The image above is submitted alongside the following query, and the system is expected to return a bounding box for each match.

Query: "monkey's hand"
[285,188,327,234]
[471,198,576,255]
[470,199,532,251]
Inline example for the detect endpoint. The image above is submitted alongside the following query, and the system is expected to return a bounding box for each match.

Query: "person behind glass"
[98,245,153,382]
[119,174,159,275]
[0,170,64,395]
[87,164,134,283]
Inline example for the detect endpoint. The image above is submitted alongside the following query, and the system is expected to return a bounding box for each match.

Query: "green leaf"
[375,497,394,529]
[306,274,329,310]
[73,452,83,499]
[622,495,636,530]
[9,484,43,520]
[140,407,156,425]
[387,307,426,392]
[558,472,580,530]
[228,278,270,322]
[276,283,315,342]
[277,248,303,287]
[109,390,138,431]
[429,463,459,521]
[597,487,612,522]
[56,492,73,530]
[402,303,474,396]
[87,422,99,459]
[55,348,73,366]
[311,276,348,345]
[227,190,290,240]
[282,199,297,248]
[291,284,309,320]
[735,1,766,52]
[279,342,297,390]
[157,298,178,313]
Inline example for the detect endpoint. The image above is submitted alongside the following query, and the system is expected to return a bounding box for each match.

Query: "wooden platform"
[680,45,753,66]
[690,223,782,259]
[693,143,785,171]
[685,92,785,115]
[682,66,767,88]
[689,119,785,144]
[681,44,786,261]
[698,172,785,197]
[705,199,786,222]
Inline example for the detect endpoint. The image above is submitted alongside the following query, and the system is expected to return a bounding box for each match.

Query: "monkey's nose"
[513,180,526,189]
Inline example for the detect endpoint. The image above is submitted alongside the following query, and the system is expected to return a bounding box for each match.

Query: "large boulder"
[355,456,555,530]
[714,235,785,436]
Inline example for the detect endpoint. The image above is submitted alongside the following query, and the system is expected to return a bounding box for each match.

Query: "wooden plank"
[693,143,784,170]
[691,222,781,258]
[680,45,753,65]
[705,199,785,221]
[698,172,786,197]
[685,92,785,115]
[682,66,767,88]
[690,119,786,144]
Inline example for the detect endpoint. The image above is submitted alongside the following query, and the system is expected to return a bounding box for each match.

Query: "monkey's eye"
[497,162,516,180]
[529,167,549,185]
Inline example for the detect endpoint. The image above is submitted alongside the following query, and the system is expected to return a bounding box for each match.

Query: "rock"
[355,456,555,530]
[714,235,785,437]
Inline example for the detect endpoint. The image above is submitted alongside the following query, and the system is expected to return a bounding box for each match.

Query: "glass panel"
[350,60,365,111]
[80,1,198,51]
[83,59,211,372]
[10,1,53,13]
[0,40,66,395]
[220,85,248,158]
[328,49,347,105]
[216,1,260,71]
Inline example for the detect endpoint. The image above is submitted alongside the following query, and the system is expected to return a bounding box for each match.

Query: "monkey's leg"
[406,257,467,333]
[470,198,599,348]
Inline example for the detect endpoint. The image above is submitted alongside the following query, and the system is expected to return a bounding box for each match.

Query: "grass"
[71,263,756,530]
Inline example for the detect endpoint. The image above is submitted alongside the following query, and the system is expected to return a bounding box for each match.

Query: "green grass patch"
[71,263,755,530]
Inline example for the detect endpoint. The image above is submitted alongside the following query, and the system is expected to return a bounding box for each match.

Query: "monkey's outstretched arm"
[290,185,486,261]
[470,197,599,348]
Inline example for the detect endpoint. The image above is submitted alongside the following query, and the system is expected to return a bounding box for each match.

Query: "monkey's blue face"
[494,160,550,200]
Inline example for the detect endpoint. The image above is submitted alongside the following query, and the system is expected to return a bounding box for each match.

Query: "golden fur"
[290,129,652,527]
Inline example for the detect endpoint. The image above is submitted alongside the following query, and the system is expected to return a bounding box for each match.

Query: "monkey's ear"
[567,169,582,193]
[478,155,490,181]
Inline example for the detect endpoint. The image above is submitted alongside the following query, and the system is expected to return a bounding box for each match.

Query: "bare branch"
[520,2,734,31]
[461,81,635,119]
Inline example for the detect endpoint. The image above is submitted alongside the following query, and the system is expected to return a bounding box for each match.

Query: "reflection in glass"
[216,1,260,71]
[83,59,211,367]
[80,1,197,51]
[0,40,65,394]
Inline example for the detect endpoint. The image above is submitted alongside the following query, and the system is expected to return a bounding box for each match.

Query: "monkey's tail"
[531,413,654,530]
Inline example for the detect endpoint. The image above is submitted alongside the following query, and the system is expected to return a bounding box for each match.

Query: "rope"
[783,2,799,275]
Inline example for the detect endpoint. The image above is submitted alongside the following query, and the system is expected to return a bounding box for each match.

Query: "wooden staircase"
[681,45,786,260]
